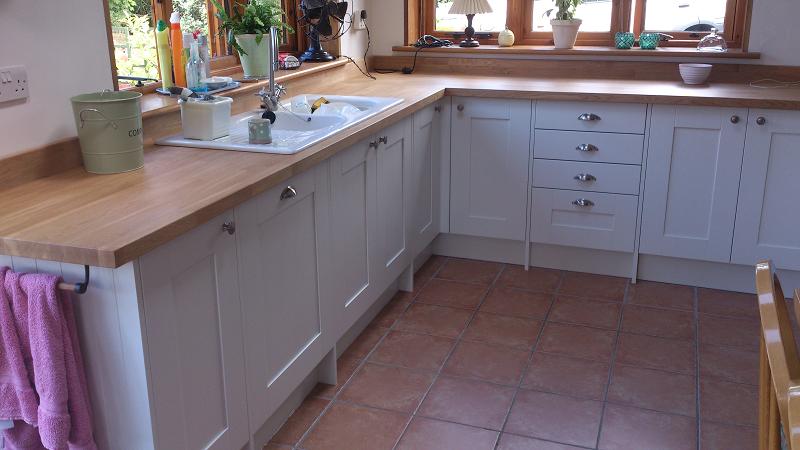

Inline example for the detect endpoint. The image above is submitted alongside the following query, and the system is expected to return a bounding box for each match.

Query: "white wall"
[0,0,114,157]
[367,0,800,67]
[339,0,370,59]
[747,0,800,66]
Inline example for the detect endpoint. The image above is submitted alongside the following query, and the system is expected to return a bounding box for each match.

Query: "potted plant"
[547,0,583,49]
[211,0,293,78]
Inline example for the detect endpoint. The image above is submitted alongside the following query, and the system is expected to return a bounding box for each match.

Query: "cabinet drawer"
[535,101,647,134]
[534,130,644,165]
[533,159,641,195]
[531,188,639,253]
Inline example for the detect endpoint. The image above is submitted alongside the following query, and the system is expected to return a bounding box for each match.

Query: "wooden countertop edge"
[391,45,762,59]
[0,88,447,268]
[5,72,800,268]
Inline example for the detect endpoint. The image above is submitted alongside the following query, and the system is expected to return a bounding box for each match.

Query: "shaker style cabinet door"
[640,105,746,263]
[450,97,532,241]
[327,137,379,337]
[732,110,800,270]
[139,212,249,450]
[235,165,334,432]
[410,101,444,255]
[374,117,413,288]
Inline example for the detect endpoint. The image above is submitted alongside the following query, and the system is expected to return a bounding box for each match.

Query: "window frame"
[106,0,304,91]
[417,0,750,49]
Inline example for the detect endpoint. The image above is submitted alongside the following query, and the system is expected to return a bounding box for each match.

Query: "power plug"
[354,9,367,30]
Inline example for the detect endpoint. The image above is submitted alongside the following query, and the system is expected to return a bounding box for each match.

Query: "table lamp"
[449,0,493,47]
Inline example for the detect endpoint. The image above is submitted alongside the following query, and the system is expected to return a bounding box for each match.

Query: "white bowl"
[679,64,712,85]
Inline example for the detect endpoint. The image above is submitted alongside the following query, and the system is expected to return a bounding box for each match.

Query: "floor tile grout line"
[390,260,509,450]
[292,256,446,449]
[493,269,565,450]
[593,280,631,450]
[694,286,702,450]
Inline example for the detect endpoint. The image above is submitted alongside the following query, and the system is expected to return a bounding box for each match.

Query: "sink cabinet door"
[410,101,444,255]
[139,212,249,450]
[450,97,532,241]
[375,117,413,288]
[328,137,380,337]
[732,110,800,270]
[235,165,334,432]
[640,105,746,263]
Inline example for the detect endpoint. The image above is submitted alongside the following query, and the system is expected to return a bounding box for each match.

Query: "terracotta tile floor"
[268,257,761,450]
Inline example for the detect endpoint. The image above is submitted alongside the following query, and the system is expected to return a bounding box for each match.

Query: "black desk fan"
[299,0,349,62]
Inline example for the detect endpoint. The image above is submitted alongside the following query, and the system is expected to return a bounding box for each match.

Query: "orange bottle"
[169,12,186,87]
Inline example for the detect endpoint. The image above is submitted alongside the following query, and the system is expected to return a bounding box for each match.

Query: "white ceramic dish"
[679,63,712,85]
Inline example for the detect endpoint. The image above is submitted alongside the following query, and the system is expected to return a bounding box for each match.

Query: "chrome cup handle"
[572,198,595,207]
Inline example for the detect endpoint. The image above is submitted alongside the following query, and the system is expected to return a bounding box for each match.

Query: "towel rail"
[57,265,90,294]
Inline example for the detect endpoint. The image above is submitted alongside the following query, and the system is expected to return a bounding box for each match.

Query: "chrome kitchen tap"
[256,26,286,115]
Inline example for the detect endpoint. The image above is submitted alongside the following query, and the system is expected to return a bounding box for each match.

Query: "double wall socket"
[0,66,29,104]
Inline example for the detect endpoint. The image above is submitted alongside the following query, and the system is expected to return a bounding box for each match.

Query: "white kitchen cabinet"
[235,165,335,432]
[139,212,249,450]
[375,117,413,286]
[733,110,800,270]
[327,136,379,337]
[410,101,444,255]
[450,97,532,241]
[640,105,747,263]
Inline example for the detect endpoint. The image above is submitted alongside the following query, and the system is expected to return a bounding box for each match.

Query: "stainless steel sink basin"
[156,94,404,155]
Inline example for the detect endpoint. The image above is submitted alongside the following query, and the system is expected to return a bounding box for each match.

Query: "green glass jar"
[639,33,660,50]
[615,32,635,49]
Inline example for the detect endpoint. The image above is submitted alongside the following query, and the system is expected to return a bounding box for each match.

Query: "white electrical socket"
[353,10,366,30]
[0,66,29,104]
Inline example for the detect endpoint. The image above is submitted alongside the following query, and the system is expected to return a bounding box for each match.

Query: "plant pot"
[550,19,582,49]
[235,34,272,78]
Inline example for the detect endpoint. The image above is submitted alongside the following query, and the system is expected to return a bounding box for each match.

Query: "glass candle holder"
[615,32,635,49]
[639,33,660,50]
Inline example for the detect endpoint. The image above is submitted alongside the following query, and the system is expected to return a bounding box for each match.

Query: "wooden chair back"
[756,260,800,450]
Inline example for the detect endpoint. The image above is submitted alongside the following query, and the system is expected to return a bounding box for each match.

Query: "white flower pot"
[550,19,582,49]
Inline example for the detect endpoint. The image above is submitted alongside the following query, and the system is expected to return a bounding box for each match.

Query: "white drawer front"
[534,130,644,165]
[531,188,639,253]
[536,101,647,134]
[533,159,641,195]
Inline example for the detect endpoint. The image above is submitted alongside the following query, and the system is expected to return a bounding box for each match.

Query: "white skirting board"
[433,233,800,295]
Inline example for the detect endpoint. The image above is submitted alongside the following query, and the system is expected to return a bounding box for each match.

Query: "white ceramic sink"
[156,94,404,155]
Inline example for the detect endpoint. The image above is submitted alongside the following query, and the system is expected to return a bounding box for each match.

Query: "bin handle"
[79,109,118,129]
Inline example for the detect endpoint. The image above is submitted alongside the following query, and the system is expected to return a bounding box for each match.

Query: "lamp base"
[459,38,480,47]
[459,15,481,48]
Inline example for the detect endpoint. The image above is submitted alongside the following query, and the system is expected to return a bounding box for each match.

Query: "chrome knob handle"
[434,106,442,113]
[378,136,388,145]
[222,221,236,235]
[578,113,601,121]
[572,198,595,207]
[457,104,464,112]
[280,186,297,201]
[369,140,379,149]
[757,116,767,126]
[574,173,597,182]
[576,144,599,152]
[730,115,740,124]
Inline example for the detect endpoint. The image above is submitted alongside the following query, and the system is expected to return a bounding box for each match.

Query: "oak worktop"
[3,69,800,268]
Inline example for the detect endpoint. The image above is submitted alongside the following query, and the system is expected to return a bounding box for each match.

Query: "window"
[420,0,749,47]
[106,0,301,90]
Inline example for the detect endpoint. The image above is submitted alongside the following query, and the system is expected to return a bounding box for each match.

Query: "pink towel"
[0,267,97,450]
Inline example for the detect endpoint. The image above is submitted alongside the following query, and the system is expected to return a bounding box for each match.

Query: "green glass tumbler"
[615,32,635,49]
[639,33,660,50]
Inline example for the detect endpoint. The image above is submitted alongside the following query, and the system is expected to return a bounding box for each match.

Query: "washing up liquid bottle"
[155,20,173,88]
[170,12,186,87]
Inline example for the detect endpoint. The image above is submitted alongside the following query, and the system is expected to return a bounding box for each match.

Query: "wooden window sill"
[391,45,761,60]
[139,59,348,119]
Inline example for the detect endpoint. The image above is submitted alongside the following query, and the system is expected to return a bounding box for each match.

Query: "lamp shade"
[448,0,493,15]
